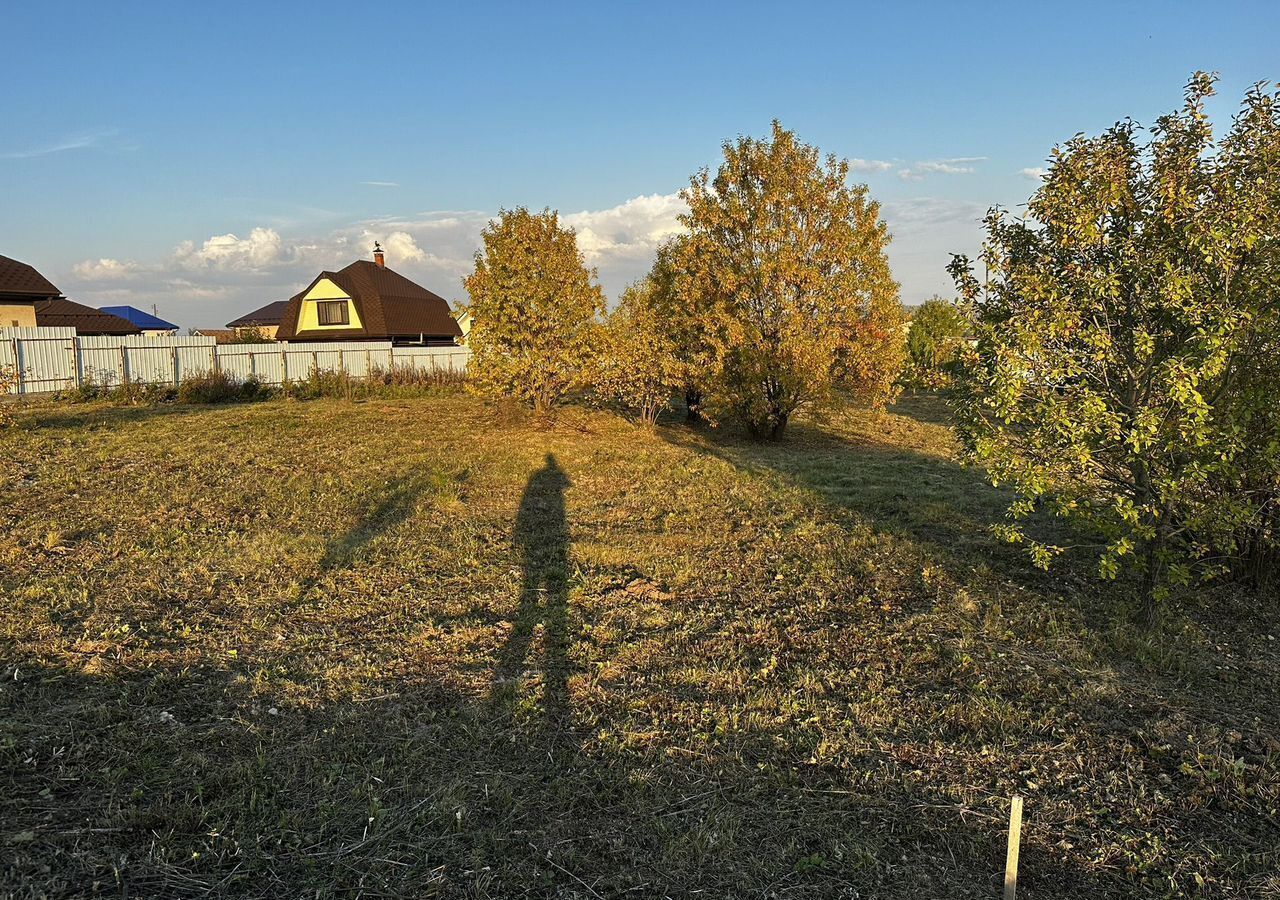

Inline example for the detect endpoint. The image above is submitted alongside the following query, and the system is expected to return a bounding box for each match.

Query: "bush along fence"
[0,327,470,396]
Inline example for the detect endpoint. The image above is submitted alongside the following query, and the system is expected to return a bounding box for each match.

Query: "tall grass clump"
[369,362,467,392]
[284,364,466,400]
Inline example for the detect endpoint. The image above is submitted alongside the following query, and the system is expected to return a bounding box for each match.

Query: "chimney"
[373,241,385,268]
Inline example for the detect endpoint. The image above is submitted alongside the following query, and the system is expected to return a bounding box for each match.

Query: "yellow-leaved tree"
[681,122,906,439]
[644,235,719,421]
[463,208,605,412]
[594,280,687,426]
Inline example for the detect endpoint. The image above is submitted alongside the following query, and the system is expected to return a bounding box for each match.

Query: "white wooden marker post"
[1003,795,1023,900]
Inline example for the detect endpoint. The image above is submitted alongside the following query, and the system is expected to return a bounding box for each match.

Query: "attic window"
[317,300,350,326]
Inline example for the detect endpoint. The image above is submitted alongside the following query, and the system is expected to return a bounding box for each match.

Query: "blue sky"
[2,0,1277,328]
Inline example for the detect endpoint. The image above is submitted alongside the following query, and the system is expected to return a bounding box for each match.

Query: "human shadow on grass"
[490,453,574,735]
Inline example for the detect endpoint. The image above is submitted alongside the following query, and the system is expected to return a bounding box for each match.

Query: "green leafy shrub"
[948,73,1280,622]
[904,297,968,389]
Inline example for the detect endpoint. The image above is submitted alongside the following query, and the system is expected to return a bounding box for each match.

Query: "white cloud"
[897,156,986,180]
[360,181,399,187]
[369,230,426,263]
[72,257,143,281]
[1019,167,1048,180]
[173,227,285,271]
[562,193,687,264]
[915,161,976,175]
[849,158,894,173]
[2,128,121,160]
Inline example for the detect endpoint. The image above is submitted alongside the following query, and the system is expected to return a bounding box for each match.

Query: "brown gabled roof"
[33,299,141,335]
[226,299,288,328]
[275,260,462,342]
[0,254,62,299]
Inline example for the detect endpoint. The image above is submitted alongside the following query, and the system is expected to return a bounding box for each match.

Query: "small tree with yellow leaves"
[594,280,686,426]
[464,208,605,412]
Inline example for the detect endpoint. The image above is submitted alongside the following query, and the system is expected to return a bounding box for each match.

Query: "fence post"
[249,351,256,377]
[338,348,345,377]
[171,345,179,386]
[365,347,371,377]
[68,339,81,390]
[312,349,319,377]
[10,339,21,396]
[119,345,129,386]
[281,346,288,386]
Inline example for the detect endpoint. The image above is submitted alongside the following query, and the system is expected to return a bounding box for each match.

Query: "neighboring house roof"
[226,300,288,328]
[99,305,179,331]
[193,330,239,343]
[33,299,141,335]
[275,260,463,341]
[0,254,62,299]
[193,328,238,344]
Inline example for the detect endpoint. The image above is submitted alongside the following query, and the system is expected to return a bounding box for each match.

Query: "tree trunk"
[770,412,789,440]
[684,387,703,423]
[1137,521,1168,630]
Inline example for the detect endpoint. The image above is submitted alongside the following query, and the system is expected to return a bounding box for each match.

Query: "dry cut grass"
[1,393,1277,898]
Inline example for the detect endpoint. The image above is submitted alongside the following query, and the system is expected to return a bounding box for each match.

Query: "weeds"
[284,364,467,400]
[47,363,466,409]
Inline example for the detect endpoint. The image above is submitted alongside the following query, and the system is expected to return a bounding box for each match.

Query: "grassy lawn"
[2,392,1277,898]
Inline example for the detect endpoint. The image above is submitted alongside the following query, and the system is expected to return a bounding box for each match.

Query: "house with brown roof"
[274,244,462,345]
[0,254,140,335]
[32,299,141,335]
[225,299,288,340]
[0,254,60,328]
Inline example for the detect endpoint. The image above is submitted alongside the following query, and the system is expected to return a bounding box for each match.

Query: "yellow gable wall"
[296,278,363,330]
[1,304,37,328]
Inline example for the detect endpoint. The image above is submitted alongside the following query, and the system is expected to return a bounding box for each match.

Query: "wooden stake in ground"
[1004,795,1023,900]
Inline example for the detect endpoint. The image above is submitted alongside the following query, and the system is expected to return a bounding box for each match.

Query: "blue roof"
[99,305,179,331]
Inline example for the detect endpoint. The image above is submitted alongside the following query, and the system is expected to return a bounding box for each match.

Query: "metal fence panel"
[1,328,470,395]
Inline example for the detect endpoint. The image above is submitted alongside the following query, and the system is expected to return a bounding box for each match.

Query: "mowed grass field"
[2,392,1277,899]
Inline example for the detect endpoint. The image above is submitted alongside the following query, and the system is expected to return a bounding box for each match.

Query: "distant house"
[0,254,60,328]
[0,254,140,335]
[32,299,141,336]
[100,305,180,337]
[455,308,473,344]
[225,299,288,340]
[274,243,462,345]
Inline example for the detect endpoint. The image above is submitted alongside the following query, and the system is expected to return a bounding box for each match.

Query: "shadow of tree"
[888,392,956,427]
[659,417,1085,598]
[290,476,433,606]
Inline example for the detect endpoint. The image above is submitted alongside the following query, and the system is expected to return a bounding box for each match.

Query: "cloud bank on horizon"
[64,190,987,329]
